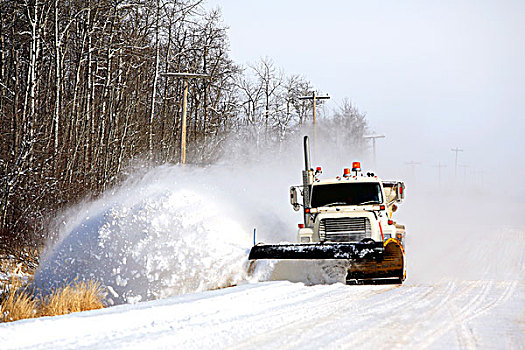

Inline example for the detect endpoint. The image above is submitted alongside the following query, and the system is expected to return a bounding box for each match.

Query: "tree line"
[0,0,368,250]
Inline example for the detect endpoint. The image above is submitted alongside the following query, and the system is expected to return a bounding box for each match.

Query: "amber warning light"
[352,162,361,171]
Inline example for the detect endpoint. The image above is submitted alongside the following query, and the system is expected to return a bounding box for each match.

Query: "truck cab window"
[310,183,383,208]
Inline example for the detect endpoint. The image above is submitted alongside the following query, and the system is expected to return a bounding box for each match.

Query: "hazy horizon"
[206,0,525,196]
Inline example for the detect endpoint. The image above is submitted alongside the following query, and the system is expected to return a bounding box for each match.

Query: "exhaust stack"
[302,136,312,225]
[304,135,311,172]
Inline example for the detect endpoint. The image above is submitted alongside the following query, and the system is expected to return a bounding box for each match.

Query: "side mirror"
[290,187,300,211]
[396,183,405,201]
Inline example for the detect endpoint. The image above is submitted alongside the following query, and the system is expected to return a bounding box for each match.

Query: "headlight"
[300,236,311,243]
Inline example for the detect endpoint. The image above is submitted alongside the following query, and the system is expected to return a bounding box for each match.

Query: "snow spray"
[32,131,383,305]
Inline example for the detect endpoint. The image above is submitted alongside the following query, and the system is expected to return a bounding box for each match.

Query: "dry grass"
[1,279,105,323]
[39,280,105,317]
[1,246,105,323]
[0,279,37,322]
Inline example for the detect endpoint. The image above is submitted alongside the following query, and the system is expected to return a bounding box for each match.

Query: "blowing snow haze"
[33,159,298,304]
[210,0,525,196]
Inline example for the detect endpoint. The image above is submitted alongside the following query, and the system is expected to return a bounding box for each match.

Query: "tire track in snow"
[338,281,463,349]
[415,279,519,349]
[448,281,493,349]
[231,279,469,349]
[392,280,461,348]
[236,284,433,350]
[228,284,409,350]
[450,280,493,349]
[311,286,431,350]
[412,227,524,348]
[325,279,499,349]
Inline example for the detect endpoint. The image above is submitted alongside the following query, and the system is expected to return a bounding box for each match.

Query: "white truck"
[249,136,407,284]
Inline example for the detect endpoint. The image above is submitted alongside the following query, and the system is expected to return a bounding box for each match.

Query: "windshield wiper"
[357,200,379,205]
[323,202,348,207]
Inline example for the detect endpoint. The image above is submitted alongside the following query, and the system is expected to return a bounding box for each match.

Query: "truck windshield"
[310,183,383,208]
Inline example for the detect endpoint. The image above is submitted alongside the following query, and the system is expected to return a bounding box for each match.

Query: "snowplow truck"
[249,136,407,284]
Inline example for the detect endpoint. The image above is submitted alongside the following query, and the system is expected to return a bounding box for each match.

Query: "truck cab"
[291,162,406,247]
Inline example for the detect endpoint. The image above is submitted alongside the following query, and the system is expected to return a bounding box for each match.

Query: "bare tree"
[0,0,370,252]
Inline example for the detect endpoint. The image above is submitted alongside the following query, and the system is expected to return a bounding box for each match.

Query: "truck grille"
[319,217,371,242]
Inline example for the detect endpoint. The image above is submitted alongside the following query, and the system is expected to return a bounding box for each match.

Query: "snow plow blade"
[346,239,406,284]
[249,239,405,284]
[248,241,384,260]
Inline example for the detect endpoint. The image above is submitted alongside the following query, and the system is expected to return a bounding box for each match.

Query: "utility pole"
[363,134,385,165]
[451,147,463,178]
[162,72,210,164]
[433,162,447,187]
[298,91,330,151]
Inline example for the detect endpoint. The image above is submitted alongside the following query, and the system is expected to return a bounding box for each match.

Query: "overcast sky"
[205,0,525,193]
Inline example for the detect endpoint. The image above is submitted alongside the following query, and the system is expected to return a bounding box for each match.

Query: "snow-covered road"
[1,277,523,349]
